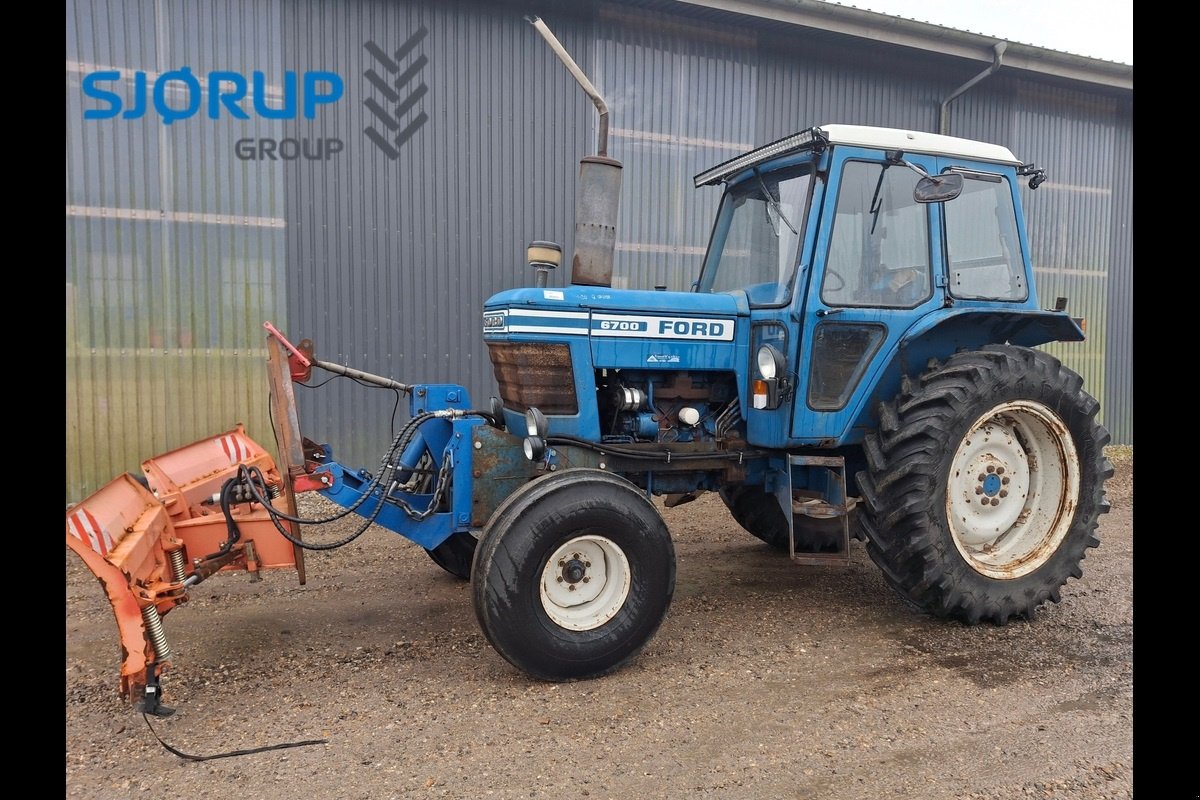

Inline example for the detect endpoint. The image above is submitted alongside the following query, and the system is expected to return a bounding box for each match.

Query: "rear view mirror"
[914,173,964,203]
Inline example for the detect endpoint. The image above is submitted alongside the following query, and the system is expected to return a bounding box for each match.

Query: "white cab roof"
[694,124,1022,186]
[818,124,1020,165]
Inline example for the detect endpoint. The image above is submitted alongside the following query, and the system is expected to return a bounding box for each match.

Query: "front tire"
[472,469,675,681]
[857,345,1111,624]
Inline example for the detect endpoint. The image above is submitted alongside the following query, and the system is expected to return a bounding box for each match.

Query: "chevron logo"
[363,28,430,159]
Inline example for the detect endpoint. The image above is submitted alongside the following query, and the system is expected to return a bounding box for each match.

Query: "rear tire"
[472,469,675,681]
[719,486,858,553]
[857,345,1111,624]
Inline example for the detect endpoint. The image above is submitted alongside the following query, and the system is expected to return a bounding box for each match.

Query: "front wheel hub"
[540,535,631,631]
[562,559,587,584]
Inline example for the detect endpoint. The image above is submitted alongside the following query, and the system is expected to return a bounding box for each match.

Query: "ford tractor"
[65,16,1109,715]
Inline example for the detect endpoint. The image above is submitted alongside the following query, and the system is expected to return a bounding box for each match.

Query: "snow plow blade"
[66,425,304,713]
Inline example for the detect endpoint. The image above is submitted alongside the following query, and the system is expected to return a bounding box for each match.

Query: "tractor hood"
[483,285,749,370]
[484,285,750,317]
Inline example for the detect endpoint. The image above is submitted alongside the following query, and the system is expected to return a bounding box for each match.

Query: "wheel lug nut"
[1000,490,1008,498]
[978,473,986,482]
[568,584,576,591]
[584,561,591,568]
[556,576,563,583]
[558,560,565,567]
[975,487,983,495]
[996,467,1005,474]
[572,553,580,559]
[583,576,590,583]
[1002,477,1010,485]
[991,498,1000,506]
[986,465,995,474]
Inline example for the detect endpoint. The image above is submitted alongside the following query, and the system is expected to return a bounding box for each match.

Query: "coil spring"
[268,483,282,499]
[141,604,173,662]
[168,549,188,584]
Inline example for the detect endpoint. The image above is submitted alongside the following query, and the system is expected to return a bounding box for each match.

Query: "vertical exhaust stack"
[527,15,622,288]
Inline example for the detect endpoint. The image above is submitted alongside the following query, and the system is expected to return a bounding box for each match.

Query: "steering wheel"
[823,269,846,293]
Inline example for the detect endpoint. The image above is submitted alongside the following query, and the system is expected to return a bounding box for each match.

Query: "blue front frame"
[310,383,484,550]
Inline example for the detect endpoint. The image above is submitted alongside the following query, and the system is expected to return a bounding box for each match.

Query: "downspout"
[939,41,1007,136]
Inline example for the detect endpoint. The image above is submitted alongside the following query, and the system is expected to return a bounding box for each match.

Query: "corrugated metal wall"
[277,0,591,468]
[67,0,287,501]
[65,0,1133,500]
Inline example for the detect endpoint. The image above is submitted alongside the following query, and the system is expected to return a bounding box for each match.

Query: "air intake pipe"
[527,15,622,288]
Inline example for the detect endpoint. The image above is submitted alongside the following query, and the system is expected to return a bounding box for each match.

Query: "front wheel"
[857,345,1111,624]
[471,469,675,681]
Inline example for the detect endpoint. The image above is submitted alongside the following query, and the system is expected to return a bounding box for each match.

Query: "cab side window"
[945,173,1027,301]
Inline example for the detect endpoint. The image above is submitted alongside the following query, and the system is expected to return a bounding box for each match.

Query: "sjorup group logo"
[78,27,431,163]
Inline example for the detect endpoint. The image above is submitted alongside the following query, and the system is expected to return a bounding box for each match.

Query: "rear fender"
[849,308,1086,436]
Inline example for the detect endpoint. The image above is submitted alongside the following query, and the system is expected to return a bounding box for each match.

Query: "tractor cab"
[693,124,1069,450]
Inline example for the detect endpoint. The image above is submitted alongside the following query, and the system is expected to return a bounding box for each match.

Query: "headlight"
[523,436,546,461]
[525,407,547,438]
[489,396,506,430]
[757,345,785,380]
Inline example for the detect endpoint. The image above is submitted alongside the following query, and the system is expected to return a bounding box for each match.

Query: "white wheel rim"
[946,400,1080,579]
[539,535,631,631]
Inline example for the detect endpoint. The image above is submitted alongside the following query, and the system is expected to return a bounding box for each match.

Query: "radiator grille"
[486,342,579,415]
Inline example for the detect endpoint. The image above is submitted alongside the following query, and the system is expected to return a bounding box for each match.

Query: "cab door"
[790,148,946,444]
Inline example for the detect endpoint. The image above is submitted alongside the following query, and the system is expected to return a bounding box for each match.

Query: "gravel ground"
[66,450,1132,799]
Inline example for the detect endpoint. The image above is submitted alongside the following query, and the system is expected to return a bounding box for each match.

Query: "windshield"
[698,164,813,306]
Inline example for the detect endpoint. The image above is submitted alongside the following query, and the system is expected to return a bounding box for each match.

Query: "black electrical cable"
[247,463,399,551]
[296,374,342,389]
[241,409,490,551]
[298,374,402,437]
[241,410,489,554]
[473,411,501,428]
[143,713,327,762]
[546,435,765,462]
[214,478,241,555]
[266,393,419,522]
[256,411,438,527]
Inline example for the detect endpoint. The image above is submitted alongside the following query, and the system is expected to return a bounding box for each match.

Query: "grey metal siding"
[954,78,1127,443]
[66,0,286,501]
[1102,96,1133,446]
[278,0,591,470]
[65,0,1133,500]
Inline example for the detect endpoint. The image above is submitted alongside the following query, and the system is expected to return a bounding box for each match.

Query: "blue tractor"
[66,17,1110,706]
[291,18,1110,682]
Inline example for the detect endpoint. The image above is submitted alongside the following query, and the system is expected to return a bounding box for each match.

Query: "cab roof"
[693,124,1022,187]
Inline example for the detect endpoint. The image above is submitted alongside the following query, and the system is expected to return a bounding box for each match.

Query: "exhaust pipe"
[527,15,622,288]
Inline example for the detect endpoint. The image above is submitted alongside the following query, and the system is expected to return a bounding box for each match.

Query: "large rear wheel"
[471,469,675,681]
[719,485,859,553]
[857,345,1111,623]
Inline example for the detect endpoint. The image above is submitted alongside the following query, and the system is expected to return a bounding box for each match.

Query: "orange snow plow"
[66,338,307,715]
